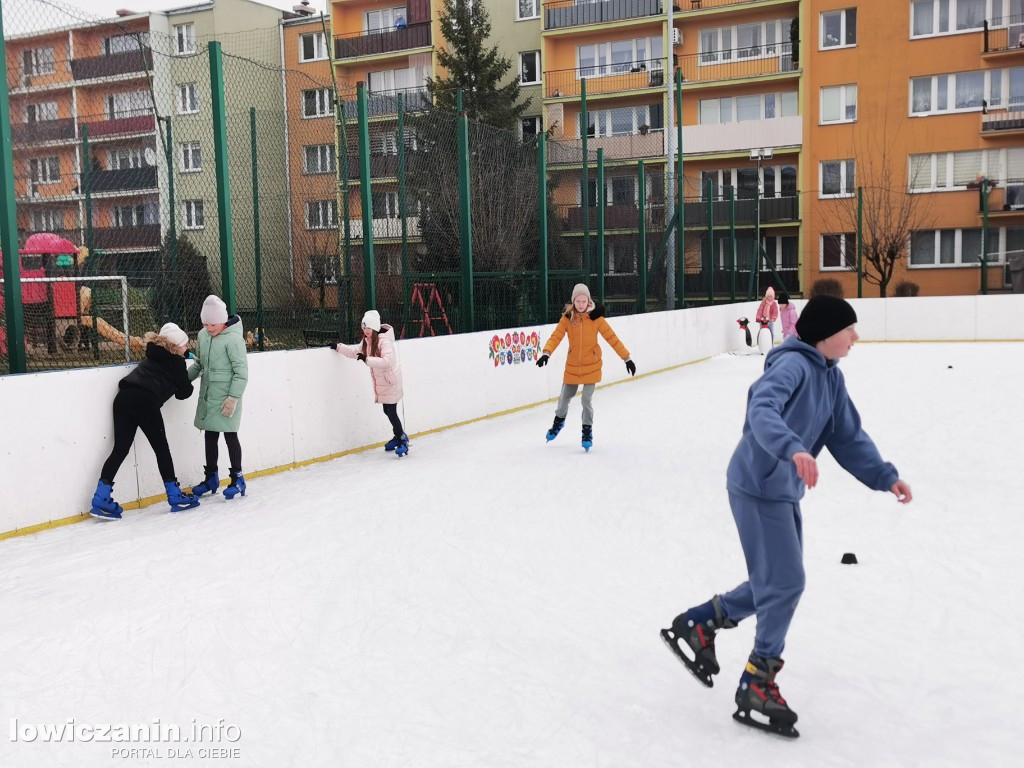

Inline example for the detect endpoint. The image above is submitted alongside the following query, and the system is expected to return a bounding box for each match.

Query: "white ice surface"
[1,342,1020,768]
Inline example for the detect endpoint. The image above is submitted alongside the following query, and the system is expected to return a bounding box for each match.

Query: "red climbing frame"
[401,282,453,338]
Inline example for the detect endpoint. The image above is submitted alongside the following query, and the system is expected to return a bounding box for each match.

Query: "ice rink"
[1,341,1019,767]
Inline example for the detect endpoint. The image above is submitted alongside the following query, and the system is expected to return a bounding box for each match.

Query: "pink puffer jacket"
[336,324,404,404]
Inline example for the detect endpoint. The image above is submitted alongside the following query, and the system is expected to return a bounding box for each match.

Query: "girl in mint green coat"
[188,295,249,499]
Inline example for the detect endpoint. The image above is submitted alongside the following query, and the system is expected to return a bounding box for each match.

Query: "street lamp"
[748,147,773,298]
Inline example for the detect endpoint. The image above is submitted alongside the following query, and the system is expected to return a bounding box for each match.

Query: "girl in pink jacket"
[778,292,798,339]
[755,286,780,341]
[331,310,409,456]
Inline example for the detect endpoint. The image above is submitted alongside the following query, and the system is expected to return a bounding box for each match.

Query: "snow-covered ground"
[1,342,1019,768]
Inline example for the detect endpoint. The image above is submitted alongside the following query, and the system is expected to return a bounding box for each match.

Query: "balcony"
[544,0,663,31]
[981,108,1024,136]
[78,112,156,139]
[548,130,666,164]
[347,217,421,240]
[341,87,432,119]
[11,119,75,143]
[677,0,783,11]
[18,228,83,249]
[87,166,158,193]
[983,15,1024,54]
[683,115,801,154]
[545,59,667,99]
[92,225,162,250]
[558,203,666,231]
[684,194,800,227]
[334,21,431,60]
[678,43,797,86]
[71,48,153,81]
[346,154,400,179]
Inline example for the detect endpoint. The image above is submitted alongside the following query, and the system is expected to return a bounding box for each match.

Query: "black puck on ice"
[948,365,953,369]
[841,552,858,565]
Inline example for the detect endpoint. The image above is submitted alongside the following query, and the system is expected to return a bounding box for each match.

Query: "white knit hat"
[571,283,592,302]
[200,295,228,325]
[361,309,382,332]
[159,322,188,347]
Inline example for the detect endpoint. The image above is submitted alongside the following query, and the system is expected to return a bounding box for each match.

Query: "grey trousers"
[555,383,596,425]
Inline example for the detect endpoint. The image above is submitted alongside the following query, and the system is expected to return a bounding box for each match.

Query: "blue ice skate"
[190,466,220,497]
[165,480,200,512]
[223,471,246,500]
[89,480,123,520]
[394,434,410,457]
[582,425,593,452]
[384,435,403,452]
[546,416,565,442]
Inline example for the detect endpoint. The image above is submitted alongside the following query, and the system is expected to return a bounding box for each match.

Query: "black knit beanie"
[796,295,858,346]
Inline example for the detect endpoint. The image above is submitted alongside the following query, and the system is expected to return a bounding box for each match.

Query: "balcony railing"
[557,203,666,231]
[341,87,432,119]
[87,166,158,193]
[543,0,663,30]
[983,15,1024,53]
[92,225,161,249]
[683,194,800,227]
[11,119,75,143]
[678,43,796,84]
[549,130,666,164]
[334,21,431,60]
[347,217,421,240]
[18,228,83,249]
[982,108,1024,133]
[346,154,400,179]
[78,111,156,139]
[677,0,781,11]
[71,48,153,80]
[545,58,667,99]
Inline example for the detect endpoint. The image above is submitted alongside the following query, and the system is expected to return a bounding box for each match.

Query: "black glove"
[536,354,549,368]
[323,342,338,350]
[625,359,636,376]
[356,352,367,362]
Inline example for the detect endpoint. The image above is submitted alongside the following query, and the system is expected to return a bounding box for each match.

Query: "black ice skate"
[732,654,799,739]
[660,595,735,688]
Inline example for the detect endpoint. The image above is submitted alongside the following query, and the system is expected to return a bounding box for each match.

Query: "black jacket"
[119,342,194,405]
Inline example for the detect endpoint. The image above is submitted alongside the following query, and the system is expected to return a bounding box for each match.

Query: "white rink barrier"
[2,294,1023,536]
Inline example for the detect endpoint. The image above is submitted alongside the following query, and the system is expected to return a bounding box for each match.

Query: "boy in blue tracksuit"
[662,295,913,736]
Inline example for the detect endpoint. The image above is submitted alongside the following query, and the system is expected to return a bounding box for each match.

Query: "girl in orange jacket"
[536,283,635,451]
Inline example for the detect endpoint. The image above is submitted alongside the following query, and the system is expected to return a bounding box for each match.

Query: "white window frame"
[23,47,56,76]
[182,199,205,230]
[521,115,540,140]
[701,164,798,199]
[819,159,856,198]
[108,147,144,170]
[113,203,157,228]
[578,104,662,137]
[104,33,149,55]
[174,23,196,55]
[26,102,58,122]
[178,83,199,115]
[299,32,328,62]
[365,6,407,33]
[576,36,664,79]
[820,84,858,124]
[909,227,999,267]
[306,200,339,230]
[699,19,788,65]
[307,253,339,285]
[180,141,202,173]
[105,90,153,120]
[605,240,638,276]
[908,148,1020,191]
[911,0,996,39]
[820,233,858,271]
[28,156,60,185]
[372,190,401,219]
[909,69,1002,115]
[303,144,335,174]
[30,209,65,231]
[519,51,541,85]
[820,8,857,50]
[517,0,540,21]
[302,88,334,118]
[698,91,799,125]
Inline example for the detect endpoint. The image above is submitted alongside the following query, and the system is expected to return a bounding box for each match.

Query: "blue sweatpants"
[718,491,805,659]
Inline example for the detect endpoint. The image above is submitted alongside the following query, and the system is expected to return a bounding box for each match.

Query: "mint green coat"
[188,317,248,432]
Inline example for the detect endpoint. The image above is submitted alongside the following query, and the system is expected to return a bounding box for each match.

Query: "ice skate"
[661,595,735,688]
[546,416,565,442]
[732,654,799,738]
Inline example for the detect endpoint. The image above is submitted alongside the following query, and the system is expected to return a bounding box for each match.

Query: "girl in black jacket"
[90,323,201,519]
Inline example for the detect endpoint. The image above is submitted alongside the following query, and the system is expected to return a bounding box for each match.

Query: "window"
[178,83,199,114]
[302,88,334,118]
[113,203,157,228]
[31,209,65,231]
[908,148,1017,191]
[820,8,857,49]
[306,200,338,229]
[303,144,335,174]
[174,23,196,55]
[105,90,153,119]
[104,33,149,55]
[372,191,400,219]
[578,104,663,137]
[520,51,540,84]
[697,92,798,124]
[180,141,202,172]
[820,160,855,197]
[26,102,58,122]
[700,164,798,199]
[300,32,327,62]
[521,116,540,140]
[307,254,338,285]
[577,36,664,77]
[910,69,1009,114]
[821,84,857,123]
[606,241,638,275]
[518,1,539,20]
[365,6,406,32]
[821,233,857,270]
[910,228,997,266]
[182,200,205,230]
[912,0,992,37]
[108,147,144,170]
[28,156,60,184]
[22,47,56,76]
[699,19,789,63]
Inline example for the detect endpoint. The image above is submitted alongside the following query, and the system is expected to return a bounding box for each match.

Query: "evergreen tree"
[427,0,530,130]
[150,235,212,331]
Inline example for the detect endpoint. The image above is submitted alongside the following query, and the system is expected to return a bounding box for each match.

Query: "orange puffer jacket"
[542,304,630,385]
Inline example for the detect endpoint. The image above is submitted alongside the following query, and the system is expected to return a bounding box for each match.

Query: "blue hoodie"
[726,337,899,502]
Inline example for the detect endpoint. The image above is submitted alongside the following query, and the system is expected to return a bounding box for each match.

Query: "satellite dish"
[144,148,157,166]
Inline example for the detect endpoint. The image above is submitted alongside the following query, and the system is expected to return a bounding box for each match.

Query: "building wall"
[484,0,543,136]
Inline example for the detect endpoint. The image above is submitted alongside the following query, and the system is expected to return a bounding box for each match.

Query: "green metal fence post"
[981,180,991,296]
[457,110,474,331]
[581,78,590,277]
[857,185,863,299]
[208,42,236,312]
[705,178,714,306]
[249,108,264,351]
[398,92,409,331]
[729,185,737,303]
[160,116,180,325]
[637,160,647,314]
[0,4,27,373]
[83,125,99,359]
[539,132,549,321]
[336,96,353,339]
[675,67,684,309]
[356,82,376,311]
[597,148,605,307]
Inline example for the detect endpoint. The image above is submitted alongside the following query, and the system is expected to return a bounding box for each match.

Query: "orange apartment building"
[5,11,166,273]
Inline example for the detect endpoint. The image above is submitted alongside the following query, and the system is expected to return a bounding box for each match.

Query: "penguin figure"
[736,318,753,349]
[756,318,773,355]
